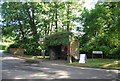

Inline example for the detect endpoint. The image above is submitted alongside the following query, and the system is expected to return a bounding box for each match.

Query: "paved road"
[1,50,119,79]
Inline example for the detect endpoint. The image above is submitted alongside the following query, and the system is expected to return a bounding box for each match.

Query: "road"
[1,50,119,79]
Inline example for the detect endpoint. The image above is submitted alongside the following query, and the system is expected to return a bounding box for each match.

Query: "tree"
[79,2,119,58]
[1,2,83,55]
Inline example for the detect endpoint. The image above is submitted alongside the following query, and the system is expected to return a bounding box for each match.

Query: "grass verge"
[68,59,120,69]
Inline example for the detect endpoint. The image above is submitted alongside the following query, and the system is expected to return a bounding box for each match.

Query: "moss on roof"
[44,31,73,46]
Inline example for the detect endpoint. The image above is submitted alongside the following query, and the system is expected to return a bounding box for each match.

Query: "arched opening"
[49,45,67,60]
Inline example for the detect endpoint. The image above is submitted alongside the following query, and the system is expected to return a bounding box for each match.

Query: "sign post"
[92,51,103,60]
[41,50,45,59]
[38,37,44,44]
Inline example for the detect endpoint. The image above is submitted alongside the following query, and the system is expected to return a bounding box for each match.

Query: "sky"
[84,0,98,10]
[71,0,97,35]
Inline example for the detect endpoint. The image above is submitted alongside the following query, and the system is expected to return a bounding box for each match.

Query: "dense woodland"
[0,2,119,58]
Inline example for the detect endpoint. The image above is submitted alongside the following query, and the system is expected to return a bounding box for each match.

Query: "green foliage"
[0,44,7,50]
[79,2,119,59]
[17,39,41,56]
[44,31,73,47]
[1,2,83,56]
[0,42,11,51]
[9,43,20,48]
[5,38,41,56]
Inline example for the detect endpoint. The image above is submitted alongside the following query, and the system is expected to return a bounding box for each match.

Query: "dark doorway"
[49,45,67,60]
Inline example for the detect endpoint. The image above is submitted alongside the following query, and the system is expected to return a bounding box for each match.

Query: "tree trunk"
[54,2,58,32]
[50,13,54,34]
[25,3,38,54]
[67,2,70,31]
[26,3,37,40]
[17,15,25,39]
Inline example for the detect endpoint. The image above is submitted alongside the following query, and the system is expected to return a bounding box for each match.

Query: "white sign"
[79,54,87,63]
[93,51,103,54]
[39,37,44,42]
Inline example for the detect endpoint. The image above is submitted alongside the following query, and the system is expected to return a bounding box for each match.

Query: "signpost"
[39,37,44,41]
[41,50,46,59]
[38,37,44,44]
[79,54,87,63]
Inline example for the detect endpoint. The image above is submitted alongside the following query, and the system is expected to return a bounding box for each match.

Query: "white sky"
[83,0,98,10]
[71,0,97,35]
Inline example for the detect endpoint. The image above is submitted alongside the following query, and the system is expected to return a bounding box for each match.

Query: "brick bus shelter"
[44,32,79,63]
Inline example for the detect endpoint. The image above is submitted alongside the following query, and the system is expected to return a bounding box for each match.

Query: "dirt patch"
[23,59,39,64]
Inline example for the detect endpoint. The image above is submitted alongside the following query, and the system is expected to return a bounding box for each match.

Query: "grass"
[68,59,120,68]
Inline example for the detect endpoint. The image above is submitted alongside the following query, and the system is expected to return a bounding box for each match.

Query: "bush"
[21,42,41,56]
[109,47,120,59]
[0,45,6,50]
[80,44,119,59]
[9,43,19,48]
[4,46,10,53]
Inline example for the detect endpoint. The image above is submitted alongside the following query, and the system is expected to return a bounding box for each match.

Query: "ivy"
[44,31,73,47]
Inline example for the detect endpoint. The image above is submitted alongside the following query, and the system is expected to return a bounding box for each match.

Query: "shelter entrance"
[49,45,67,60]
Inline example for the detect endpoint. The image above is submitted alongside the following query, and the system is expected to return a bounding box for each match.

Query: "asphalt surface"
[1,50,119,79]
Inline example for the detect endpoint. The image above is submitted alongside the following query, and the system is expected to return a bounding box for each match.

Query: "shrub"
[109,47,120,59]
[9,43,19,48]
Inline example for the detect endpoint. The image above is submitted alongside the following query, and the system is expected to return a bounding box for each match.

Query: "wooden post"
[42,50,45,59]
[102,54,103,59]
[92,53,93,61]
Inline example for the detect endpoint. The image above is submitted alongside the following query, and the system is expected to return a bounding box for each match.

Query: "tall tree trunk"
[44,23,47,35]
[54,2,58,32]
[25,3,38,54]
[50,13,54,34]
[17,15,25,39]
[48,24,50,35]
[67,2,70,31]
[26,3,38,41]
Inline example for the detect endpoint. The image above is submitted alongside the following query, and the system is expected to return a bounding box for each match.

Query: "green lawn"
[68,59,120,68]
